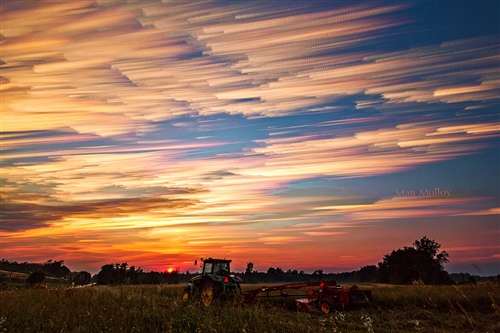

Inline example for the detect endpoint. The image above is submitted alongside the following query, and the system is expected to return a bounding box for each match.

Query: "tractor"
[182,258,243,306]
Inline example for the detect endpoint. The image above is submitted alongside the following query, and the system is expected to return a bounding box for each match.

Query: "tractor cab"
[202,258,231,276]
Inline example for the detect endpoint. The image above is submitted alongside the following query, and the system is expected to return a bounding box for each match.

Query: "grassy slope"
[0,284,498,332]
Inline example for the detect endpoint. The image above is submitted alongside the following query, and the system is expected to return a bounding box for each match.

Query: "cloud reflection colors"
[1,0,499,275]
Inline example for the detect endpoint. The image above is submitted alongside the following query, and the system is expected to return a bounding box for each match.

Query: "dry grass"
[0,283,498,332]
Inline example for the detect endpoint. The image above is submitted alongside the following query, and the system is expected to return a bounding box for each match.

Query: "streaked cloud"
[1,0,498,274]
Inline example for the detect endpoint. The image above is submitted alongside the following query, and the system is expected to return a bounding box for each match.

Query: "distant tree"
[265,267,285,282]
[144,271,166,284]
[245,262,254,275]
[377,236,453,285]
[71,271,92,285]
[27,270,46,288]
[413,236,449,268]
[96,264,115,285]
[96,263,129,285]
[284,269,299,281]
[358,265,377,282]
[313,269,323,280]
[244,262,254,282]
[44,260,71,278]
[127,266,142,284]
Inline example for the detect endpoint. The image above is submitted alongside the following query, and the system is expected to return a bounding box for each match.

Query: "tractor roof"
[203,258,232,263]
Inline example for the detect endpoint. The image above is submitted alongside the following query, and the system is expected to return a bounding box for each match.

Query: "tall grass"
[367,284,500,332]
[1,284,498,332]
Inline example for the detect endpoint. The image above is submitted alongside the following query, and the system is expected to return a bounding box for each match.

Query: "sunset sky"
[1,0,499,276]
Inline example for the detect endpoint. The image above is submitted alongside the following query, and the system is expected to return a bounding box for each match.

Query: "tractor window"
[214,262,229,276]
[203,262,213,274]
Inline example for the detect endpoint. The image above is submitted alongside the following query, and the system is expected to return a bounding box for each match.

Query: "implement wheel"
[201,279,220,306]
[320,299,334,314]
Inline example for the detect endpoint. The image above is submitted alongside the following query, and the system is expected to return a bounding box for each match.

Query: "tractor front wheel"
[200,280,220,306]
[182,286,191,302]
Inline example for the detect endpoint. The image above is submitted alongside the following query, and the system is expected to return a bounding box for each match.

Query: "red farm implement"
[243,280,372,313]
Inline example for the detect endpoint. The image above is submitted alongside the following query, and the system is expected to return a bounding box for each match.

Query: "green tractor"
[182,258,243,306]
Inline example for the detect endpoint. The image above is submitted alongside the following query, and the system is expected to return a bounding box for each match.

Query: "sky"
[1,0,499,276]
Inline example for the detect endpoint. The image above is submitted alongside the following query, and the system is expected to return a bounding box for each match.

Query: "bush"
[26,271,45,288]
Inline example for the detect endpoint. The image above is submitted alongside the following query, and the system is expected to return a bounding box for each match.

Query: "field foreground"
[1,283,499,332]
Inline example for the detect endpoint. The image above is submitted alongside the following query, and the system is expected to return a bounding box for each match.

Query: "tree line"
[1,237,494,287]
[236,237,454,285]
[1,259,70,278]
[96,263,180,285]
[93,237,486,286]
[0,259,90,287]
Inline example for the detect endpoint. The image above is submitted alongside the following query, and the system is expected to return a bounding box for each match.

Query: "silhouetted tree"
[358,265,377,282]
[44,260,70,278]
[127,266,143,284]
[243,262,253,282]
[96,264,114,285]
[313,269,323,280]
[245,262,254,275]
[71,271,92,285]
[266,267,277,282]
[413,236,449,268]
[264,267,284,282]
[377,236,453,285]
[96,263,129,285]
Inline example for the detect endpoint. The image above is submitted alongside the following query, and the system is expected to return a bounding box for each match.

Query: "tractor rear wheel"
[200,279,221,306]
[320,299,334,313]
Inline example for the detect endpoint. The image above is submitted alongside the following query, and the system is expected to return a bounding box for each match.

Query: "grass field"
[1,283,499,332]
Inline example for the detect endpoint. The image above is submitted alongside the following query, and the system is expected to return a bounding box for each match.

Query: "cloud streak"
[1,0,498,274]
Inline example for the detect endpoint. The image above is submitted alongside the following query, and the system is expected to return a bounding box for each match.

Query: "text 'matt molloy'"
[396,188,451,197]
